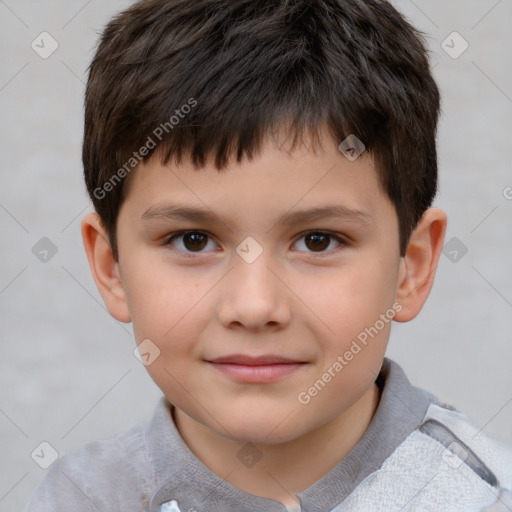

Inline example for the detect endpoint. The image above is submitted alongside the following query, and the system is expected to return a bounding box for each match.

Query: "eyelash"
[163,230,348,257]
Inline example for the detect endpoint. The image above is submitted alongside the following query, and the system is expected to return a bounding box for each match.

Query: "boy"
[24,0,512,511]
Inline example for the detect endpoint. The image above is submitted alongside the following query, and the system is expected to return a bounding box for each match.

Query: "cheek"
[125,258,207,345]
[133,282,211,405]
[302,260,398,344]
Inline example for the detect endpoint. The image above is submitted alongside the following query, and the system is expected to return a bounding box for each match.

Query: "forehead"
[120,128,392,230]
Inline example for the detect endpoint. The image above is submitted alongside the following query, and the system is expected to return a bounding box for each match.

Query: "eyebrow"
[140,203,373,228]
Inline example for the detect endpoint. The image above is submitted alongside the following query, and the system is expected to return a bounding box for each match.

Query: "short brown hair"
[83,0,441,261]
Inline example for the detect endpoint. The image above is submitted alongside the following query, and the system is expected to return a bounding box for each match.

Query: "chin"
[225,429,297,446]
[216,414,305,446]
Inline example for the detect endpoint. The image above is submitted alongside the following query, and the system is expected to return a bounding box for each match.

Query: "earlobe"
[394,208,447,322]
[81,212,132,323]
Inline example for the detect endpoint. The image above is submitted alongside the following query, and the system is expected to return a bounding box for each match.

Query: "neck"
[173,383,380,509]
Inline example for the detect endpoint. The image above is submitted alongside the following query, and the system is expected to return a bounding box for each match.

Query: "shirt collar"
[146,357,436,512]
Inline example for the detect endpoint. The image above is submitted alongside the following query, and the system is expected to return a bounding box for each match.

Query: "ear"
[81,212,131,323]
[394,208,447,322]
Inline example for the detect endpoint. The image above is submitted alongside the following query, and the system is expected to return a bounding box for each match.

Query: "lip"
[205,354,307,383]
[208,354,303,365]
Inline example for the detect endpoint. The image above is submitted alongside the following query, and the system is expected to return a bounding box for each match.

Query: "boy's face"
[114,130,405,444]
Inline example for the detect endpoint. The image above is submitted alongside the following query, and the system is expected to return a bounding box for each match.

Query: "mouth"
[205,354,307,383]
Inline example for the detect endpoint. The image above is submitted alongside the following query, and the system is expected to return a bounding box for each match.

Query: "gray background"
[0,0,511,509]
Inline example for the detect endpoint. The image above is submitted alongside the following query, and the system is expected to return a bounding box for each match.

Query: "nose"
[216,251,291,332]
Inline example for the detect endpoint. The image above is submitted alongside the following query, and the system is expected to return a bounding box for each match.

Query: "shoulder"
[338,402,512,512]
[420,402,512,489]
[23,421,152,512]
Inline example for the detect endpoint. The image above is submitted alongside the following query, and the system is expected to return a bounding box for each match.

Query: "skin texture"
[82,128,447,509]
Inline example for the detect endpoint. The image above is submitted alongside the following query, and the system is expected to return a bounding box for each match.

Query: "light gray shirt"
[23,357,442,512]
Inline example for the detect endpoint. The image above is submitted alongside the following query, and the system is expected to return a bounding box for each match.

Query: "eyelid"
[163,230,219,256]
[292,230,348,255]
[163,229,349,256]
[294,229,348,243]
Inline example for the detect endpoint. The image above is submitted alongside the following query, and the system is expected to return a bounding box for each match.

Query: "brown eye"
[293,231,346,254]
[182,232,208,251]
[305,232,330,251]
[166,231,214,253]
